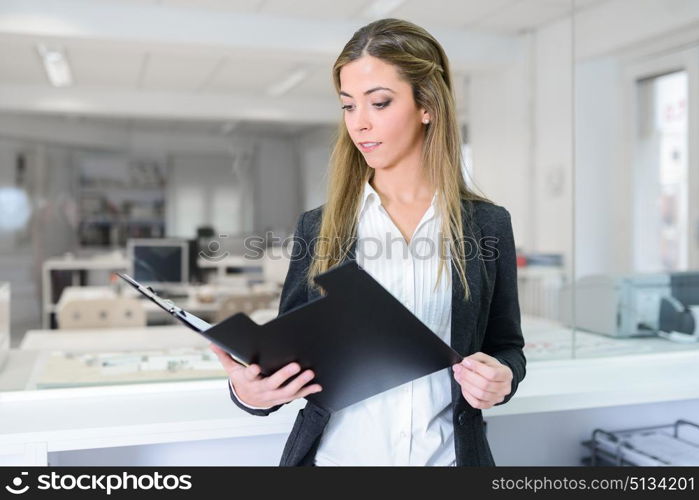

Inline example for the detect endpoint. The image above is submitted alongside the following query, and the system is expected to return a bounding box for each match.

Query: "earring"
[423,118,430,125]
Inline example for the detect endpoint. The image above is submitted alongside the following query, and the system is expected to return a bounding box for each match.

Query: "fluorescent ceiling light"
[267,68,308,97]
[361,0,406,18]
[36,44,73,87]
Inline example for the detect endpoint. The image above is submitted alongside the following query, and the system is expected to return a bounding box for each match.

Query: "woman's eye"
[341,101,390,111]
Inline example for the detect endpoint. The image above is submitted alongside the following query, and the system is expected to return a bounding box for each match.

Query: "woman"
[210,18,526,466]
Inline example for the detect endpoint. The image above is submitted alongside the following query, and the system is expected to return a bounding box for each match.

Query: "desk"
[43,253,267,328]
[196,255,263,283]
[54,284,276,326]
[521,315,699,361]
[54,285,214,326]
[11,326,217,391]
[128,285,278,324]
[19,325,205,352]
[57,287,117,304]
[42,254,129,328]
[139,297,220,323]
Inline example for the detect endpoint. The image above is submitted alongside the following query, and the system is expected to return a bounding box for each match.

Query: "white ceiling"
[85,115,320,136]
[0,0,609,129]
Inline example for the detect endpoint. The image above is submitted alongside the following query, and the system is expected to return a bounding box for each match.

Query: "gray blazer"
[228,199,526,466]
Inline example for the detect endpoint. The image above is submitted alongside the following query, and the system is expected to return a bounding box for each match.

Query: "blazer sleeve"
[480,207,527,406]
[228,211,312,416]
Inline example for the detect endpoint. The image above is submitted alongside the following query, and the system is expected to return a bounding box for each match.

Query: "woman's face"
[339,55,429,171]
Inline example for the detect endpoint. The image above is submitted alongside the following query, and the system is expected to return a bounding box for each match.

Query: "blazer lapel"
[450,202,482,356]
[449,201,485,411]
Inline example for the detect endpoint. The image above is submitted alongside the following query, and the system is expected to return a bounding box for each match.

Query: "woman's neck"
[371,161,434,206]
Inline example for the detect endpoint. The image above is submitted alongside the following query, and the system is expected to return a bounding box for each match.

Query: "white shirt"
[314,181,455,466]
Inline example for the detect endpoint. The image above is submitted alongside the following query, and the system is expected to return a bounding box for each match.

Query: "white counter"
[2,347,698,465]
[487,349,699,416]
[2,318,699,465]
[0,378,305,465]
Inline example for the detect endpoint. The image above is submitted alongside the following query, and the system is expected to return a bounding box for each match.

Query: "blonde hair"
[307,18,491,301]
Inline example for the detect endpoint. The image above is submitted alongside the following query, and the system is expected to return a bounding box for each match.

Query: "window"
[634,70,688,272]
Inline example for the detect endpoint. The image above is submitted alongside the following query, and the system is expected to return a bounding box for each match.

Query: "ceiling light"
[36,44,73,87]
[267,68,308,97]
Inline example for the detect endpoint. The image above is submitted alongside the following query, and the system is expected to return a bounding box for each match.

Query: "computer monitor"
[127,238,189,287]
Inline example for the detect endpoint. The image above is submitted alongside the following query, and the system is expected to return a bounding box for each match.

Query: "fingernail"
[453,364,462,372]
[462,360,473,368]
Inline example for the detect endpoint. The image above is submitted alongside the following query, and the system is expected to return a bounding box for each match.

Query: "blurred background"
[1,0,698,467]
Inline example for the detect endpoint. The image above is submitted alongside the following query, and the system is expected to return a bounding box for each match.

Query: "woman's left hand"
[452,352,513,410]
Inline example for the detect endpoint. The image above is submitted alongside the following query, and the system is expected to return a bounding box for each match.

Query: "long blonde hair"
[308,18,491,301]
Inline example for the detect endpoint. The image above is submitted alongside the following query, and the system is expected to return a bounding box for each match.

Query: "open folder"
[118,260,462,412]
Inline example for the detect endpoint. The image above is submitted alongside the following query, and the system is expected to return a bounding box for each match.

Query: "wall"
[488,397,699,466]
[572,3,699,278]
[468,35,532,252]
[468,22,575,271]
[532,19,574,273]
[296,125,335,212]
[574,57,625,279]
[253,135,302,238]
[166,153,240,239]
[468,0,699,279]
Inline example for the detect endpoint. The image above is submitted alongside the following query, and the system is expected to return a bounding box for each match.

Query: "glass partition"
[0,2,578,393]
[572,0,699,358]
[464,5,576,362]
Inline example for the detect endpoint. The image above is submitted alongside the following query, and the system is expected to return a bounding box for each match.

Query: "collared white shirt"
[314,180,455,466]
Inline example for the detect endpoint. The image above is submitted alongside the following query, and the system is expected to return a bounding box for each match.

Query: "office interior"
[1,0,698,467]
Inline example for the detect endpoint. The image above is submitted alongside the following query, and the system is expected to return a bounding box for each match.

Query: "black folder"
[118,260,462,412]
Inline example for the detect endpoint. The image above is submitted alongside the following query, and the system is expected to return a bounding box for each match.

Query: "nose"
[352,105,371,133]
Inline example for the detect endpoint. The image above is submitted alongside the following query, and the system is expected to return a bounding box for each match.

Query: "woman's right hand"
[209,344,322,408]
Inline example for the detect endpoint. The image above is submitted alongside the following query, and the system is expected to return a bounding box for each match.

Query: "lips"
[358,141,382,153]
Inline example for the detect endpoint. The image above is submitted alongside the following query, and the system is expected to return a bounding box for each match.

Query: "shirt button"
[400,431,407,439]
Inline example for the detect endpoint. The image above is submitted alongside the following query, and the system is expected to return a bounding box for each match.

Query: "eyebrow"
[339,87,395,98]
